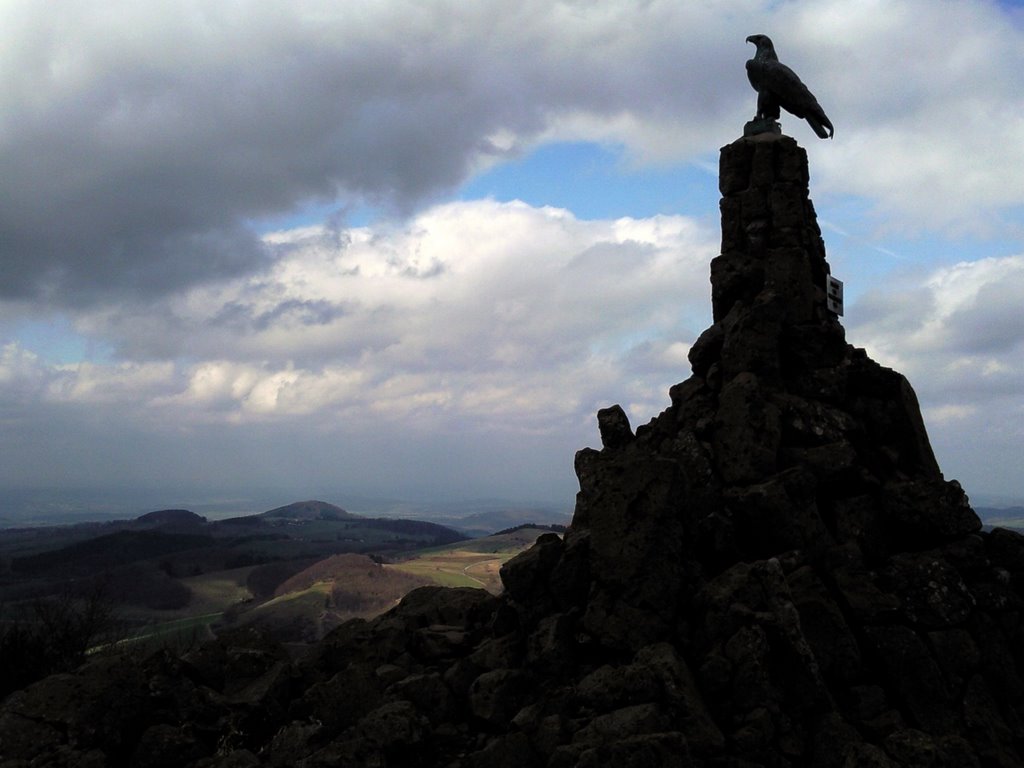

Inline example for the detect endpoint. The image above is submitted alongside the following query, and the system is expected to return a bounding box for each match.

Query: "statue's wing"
[759,60,834,138]
[757,61,819,118]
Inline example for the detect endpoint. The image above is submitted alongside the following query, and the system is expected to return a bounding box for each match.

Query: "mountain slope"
[260,500,359,521]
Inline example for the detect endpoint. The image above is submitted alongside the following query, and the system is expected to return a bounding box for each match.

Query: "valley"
[0,500,560,668]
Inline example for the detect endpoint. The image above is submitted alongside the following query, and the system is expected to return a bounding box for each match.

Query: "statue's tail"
[807,110,834,139]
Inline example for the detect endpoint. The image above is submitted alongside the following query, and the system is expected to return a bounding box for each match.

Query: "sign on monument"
[826,275,844,316]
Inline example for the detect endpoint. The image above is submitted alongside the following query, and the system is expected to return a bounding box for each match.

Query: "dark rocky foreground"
[4,134,1024,767]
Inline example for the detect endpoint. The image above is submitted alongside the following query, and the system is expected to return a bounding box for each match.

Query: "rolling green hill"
[0,499,468,645]
[205,527,557,643]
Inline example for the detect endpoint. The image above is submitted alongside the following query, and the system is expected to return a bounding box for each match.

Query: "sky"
[2,0,1024,519]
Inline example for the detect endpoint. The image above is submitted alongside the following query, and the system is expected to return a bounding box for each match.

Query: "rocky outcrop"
[4,133,1024,767]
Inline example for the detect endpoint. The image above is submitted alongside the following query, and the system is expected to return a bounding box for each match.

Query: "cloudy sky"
[2,0,1023,519]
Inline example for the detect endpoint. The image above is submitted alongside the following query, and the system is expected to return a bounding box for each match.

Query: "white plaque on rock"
[826,275,844,316]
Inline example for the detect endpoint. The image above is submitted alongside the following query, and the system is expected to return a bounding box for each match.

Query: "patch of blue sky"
[816,195,1021,305]
[458,141,721,224]
[249,199,377,235]
[12,316,113,365]
[816,197,910,300]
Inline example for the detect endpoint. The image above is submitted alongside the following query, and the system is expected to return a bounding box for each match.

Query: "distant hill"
[136,509,208,526]
[491,522,567,537]
[261,500,358,521]
[977,506,1024,530]
[232,553,430,642]
[366,517,466,545]
[444,508,572,537]
[0,498,467,618]
[273,552,422,599]
[231,528,556,643]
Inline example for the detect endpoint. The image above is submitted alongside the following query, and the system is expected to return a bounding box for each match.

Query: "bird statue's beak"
[745,35,756,44]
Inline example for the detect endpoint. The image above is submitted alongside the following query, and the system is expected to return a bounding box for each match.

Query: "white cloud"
[789,0,1024,232]
[0,343,46,399]
[45,361,179,406]
[2,202,714,466]
[849,254,1024,496]
[924,404,977,425]
[75,198,714,394]
[855,255,1024,363]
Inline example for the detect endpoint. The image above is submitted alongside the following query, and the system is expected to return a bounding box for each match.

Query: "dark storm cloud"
[0,32,502,304]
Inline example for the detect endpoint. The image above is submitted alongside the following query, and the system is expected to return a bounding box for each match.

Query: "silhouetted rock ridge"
[3,133,1023,767]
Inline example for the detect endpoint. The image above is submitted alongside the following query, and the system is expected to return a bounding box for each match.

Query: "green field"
[390,555,500,590]
[113,567,256,645]
[207,528,553,640]
[389,526,554,593]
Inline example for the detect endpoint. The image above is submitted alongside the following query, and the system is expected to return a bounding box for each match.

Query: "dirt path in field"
[463,558,503,593]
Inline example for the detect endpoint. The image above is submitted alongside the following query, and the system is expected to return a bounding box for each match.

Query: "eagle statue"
[746,34,834,139]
